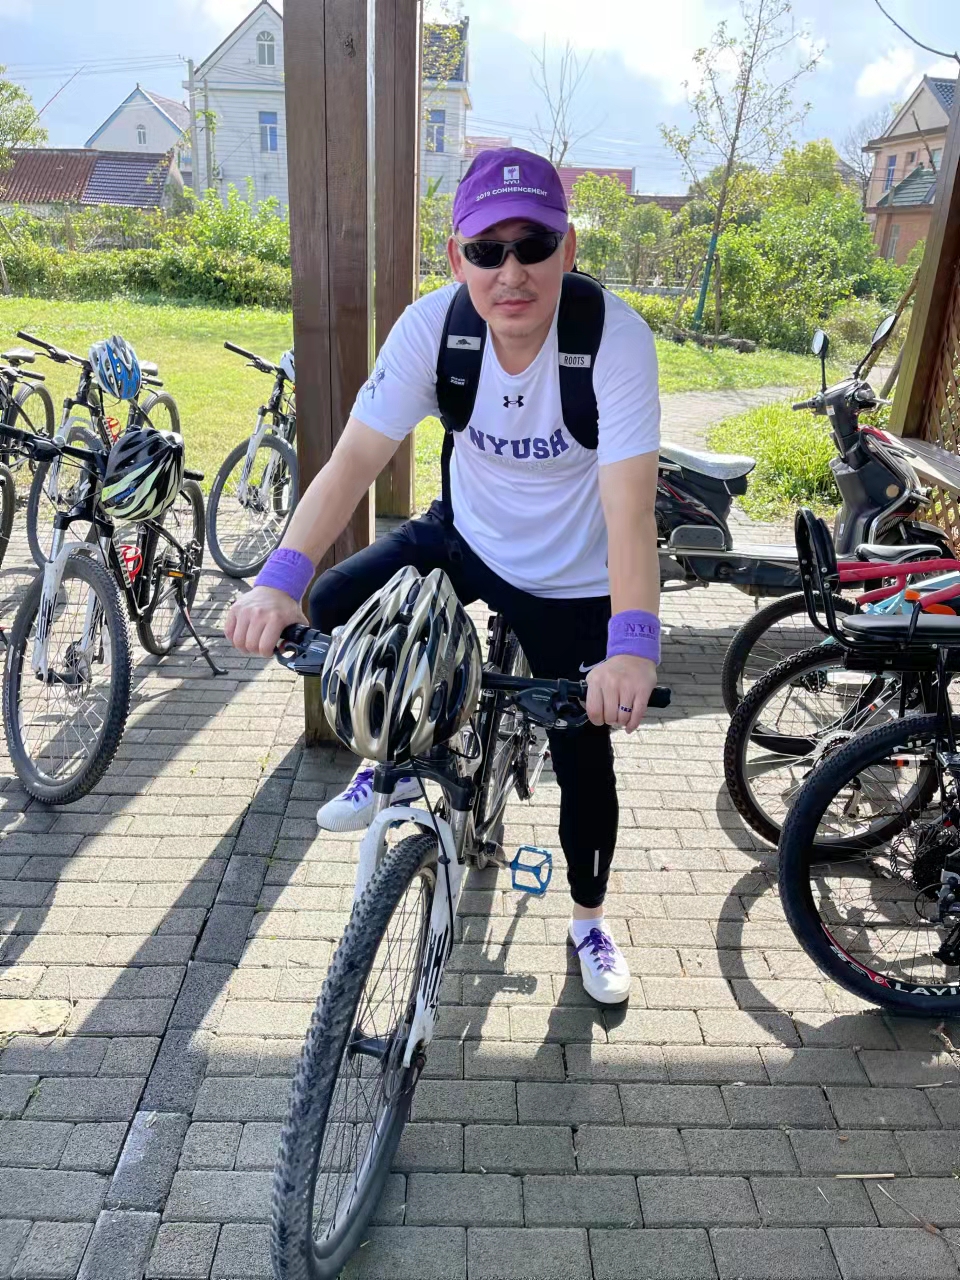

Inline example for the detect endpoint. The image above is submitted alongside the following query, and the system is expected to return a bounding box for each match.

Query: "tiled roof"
[423,20,467,82]
[0,149,97,204]
[81,151,173,208]
[876,164,938,209]
[559,166,634,202]
[929,77,957,115]
[143,90,190,133]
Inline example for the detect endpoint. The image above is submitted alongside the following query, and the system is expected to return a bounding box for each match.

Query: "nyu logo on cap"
[453,147,569,238]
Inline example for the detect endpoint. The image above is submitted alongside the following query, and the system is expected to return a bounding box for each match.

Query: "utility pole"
[186,59,199,191]
[203,79,214,194]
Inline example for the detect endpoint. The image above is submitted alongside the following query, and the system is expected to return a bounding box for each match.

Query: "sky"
[1,0,958,194]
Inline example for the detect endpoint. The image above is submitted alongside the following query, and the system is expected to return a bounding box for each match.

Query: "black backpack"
[434,271,605,525]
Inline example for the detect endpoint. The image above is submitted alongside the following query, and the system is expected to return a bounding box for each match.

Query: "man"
[226,147,661,1004]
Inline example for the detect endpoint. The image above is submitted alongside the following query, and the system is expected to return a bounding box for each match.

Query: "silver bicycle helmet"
[278,348,295,382]
[89,334,142,401]
[100,428,185,523]
[321,566,482,761]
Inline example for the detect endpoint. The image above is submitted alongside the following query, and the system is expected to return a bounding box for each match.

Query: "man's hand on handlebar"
[225,587,307,657]
[585,654,659,734]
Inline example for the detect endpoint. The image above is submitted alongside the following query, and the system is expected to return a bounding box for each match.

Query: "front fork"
[30,528,98,681]
[236,413,274,504]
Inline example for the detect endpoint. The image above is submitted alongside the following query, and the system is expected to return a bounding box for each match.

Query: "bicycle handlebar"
[17,331,87,368]
[0,420,105,468]
[224,340,277,373]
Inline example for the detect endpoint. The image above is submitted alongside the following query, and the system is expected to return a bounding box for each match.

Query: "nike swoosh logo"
[579,660,602,673]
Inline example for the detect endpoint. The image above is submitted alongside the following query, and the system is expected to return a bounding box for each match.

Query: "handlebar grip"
[183,469,204,482]
[648,686,671,708]
[224,341,259,361]
[792,399,816,411]
[16,331,50,351]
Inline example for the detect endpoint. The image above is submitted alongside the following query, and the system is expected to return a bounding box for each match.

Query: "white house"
[190,0,287,206]
[85,86,192,188]
[185,2,468,209]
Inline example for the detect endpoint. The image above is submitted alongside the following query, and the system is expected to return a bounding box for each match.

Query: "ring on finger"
[619,704,633,714]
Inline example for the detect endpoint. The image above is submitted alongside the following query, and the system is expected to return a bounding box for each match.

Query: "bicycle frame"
[234,379,295,505]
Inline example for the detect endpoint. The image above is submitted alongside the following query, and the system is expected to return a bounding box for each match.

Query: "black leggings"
[308,503,617,909]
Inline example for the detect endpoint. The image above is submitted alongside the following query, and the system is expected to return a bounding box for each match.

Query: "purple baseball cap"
[453,147,569,237]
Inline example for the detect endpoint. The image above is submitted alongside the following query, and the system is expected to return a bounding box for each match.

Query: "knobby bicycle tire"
[3,553,131,804]
[25,422,101,568]
[271,830,438,1280]
[208,433,298,578]
[779,712,960,1015]
[0,464,15,573]
[721,592,856,717]
[138,389,181,436]
[724,644,911,849]
[137,480,206,656]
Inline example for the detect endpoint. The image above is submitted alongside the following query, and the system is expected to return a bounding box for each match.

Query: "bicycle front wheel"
[208,434,298,578]
[724,644,908,848]
[3,554,131,804]
[137,480,206,656]
[271,831,438,1280]
[25,422,101,568]
[779,713,960,1015]
[0,464,15,572]
[721,592,856,716]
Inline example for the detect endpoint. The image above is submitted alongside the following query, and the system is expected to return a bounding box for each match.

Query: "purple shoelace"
[574,927,619,972]
[343,768,413,804]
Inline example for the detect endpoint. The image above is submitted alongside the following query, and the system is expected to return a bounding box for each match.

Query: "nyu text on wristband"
[254,548,315,602]
[607,609,660,665]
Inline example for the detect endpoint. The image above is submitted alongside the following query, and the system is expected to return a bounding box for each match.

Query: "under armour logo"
[503,395,524,408]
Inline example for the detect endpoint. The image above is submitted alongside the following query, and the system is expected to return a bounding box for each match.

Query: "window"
[257,31,275,65]
[427,108,446,153]
[886,223,901,260]
[259,110,278,152]
[884,154,897,189]
[906,150,916,167]
[932,148,943,170]
[136,124,147,146]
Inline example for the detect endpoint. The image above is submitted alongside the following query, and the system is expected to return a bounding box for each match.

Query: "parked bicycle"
[265,569,668,1279]
[0,345,55,477]
[207,342,297,578]
[16,331,180,568]
[718,319,960,715]
[0,420,222,805]
[775,509,960,1016]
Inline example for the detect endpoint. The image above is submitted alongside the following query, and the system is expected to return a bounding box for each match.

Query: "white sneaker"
[569,922,631,1004]
[316,766,420,833]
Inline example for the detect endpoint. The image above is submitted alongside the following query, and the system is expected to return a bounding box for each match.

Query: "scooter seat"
[855,542,944,564]
[659,440,756,481]
[841,613,960,643]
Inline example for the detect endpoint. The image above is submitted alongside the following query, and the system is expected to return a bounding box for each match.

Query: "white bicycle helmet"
[100,428,185,523]
[89,334,142,401]
[321,566,482,761]
[279,348,295,383]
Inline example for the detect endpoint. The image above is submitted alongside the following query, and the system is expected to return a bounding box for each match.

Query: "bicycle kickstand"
[177,598,228,677]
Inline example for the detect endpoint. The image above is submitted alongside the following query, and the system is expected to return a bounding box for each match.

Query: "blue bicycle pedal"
[510,845,553,897]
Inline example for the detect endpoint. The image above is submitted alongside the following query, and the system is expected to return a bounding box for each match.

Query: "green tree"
[770,140,843,206]
[569,172,631,280]
[0,69,46,173]
[620,202,670,287]
[660,0,821,330]
[420,178,453,276]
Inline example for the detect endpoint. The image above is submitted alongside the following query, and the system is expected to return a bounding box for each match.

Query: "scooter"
[656,316,953,596]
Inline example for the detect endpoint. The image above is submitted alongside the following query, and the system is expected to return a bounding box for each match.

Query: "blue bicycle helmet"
[89,334,142,401]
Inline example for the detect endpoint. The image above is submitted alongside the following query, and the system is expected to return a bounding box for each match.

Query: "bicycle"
[772,509,960,1015]
[266,609,670,1280]
[206,341,298,579]
[0,345,55,476]
[0,421,223,805]
[15,330,180,568]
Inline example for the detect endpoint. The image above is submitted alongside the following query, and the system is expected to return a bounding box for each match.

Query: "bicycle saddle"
[855,542,944,564]
[1,349,35,365]
[140,361,159,377]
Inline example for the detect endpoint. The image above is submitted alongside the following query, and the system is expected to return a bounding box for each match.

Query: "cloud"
[472,0,728,103]
[0,0,32,18]
[855,46,916,98]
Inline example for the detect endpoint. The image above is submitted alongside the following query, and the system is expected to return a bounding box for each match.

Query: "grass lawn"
[0,296,828,510]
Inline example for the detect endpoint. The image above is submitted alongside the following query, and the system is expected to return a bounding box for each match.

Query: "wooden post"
[284,0,376,742]
[374,0,422,519]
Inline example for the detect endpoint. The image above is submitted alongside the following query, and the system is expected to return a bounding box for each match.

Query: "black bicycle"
[775,509,960,1015]
[207,341,298,579]
[0,344,55,476]
[267,609,669,1279]
[0,421,222,805]
[16,330,180,568]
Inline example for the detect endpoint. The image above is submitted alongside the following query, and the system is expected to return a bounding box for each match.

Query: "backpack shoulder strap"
[435,284,486,434]
[557,271,604,451]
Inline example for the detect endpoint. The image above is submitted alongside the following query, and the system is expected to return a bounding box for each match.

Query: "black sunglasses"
[457,231,565,270]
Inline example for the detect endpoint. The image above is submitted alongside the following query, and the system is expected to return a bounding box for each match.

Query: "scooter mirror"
[871,314,897,347]
[811,329,828,357]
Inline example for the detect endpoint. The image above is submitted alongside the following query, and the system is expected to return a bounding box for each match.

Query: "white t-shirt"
[351,283,661,599]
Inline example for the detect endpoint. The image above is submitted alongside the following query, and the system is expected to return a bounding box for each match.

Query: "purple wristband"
[607,609,660,665]
[254,548,315,601]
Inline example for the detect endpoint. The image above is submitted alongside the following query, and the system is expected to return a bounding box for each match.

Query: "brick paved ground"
[5,387,960,1280]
